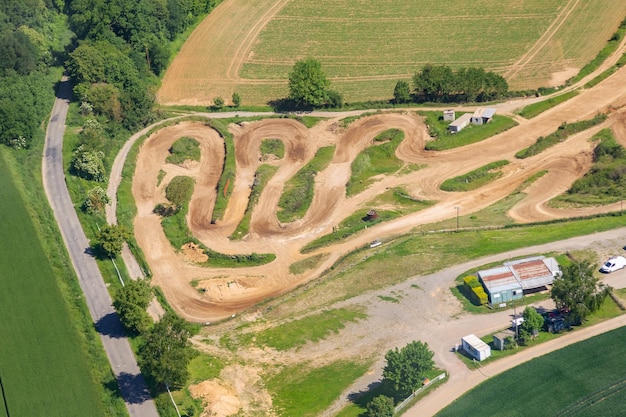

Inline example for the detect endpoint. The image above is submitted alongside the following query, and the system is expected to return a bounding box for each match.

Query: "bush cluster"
[463,276,488,305]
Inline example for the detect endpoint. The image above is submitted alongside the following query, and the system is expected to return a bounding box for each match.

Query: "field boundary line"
[226,0,292,80]
[503,0,580,81]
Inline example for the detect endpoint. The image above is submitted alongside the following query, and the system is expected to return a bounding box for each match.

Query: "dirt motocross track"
[133,67,626,323]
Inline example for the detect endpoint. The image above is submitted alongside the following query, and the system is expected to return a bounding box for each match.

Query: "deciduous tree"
[82,186,110,214]
[139,313,196,389]
[113,279,153,334]
[383,340,434,399]
[232,92,241,108]
[393,80,411,104]
[366,395,394,417]
[92,224,130,258]
[551,260,611,324]
[71,145,106,181]
[519,306,544,343]
[288,58,330,108]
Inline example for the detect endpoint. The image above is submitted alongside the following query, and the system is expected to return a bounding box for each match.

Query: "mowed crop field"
[0,154,106,417]
[159,0,626,106]
[437,326,626,417]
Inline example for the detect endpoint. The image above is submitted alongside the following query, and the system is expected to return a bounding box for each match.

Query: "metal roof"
[472,108,496,119]
[479,256,559,293]
[449,113,472,127]
[478,266,522,293]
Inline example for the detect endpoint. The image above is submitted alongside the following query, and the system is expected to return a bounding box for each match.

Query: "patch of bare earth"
[189,365,274,417]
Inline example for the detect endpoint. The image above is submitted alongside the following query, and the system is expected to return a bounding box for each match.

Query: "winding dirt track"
[133,64,626,323]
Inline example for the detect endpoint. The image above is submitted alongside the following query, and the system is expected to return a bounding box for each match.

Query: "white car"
[599,256,626,273]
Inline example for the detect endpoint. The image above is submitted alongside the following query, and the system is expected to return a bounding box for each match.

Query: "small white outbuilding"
[461,334,491,361]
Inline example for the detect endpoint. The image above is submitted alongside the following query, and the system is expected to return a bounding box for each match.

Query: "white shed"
[461,334,491,361]
[443,109,456,122]
[448,113,472,133]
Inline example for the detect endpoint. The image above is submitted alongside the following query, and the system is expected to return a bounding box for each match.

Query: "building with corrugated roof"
[477,256,561,306]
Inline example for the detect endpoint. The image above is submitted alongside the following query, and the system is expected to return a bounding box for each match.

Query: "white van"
[599,256,626,273]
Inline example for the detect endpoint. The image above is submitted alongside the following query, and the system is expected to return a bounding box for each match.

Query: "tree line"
[286,59,508,110]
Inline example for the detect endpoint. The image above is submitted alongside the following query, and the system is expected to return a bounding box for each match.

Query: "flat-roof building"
[461,334,491,361]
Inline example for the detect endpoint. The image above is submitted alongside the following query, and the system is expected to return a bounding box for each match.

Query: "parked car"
[599,256,626,273]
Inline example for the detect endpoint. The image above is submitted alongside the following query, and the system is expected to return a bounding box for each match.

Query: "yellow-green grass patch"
[518,90,579,119]
[266,360,370,417]
[277,145,336,222]
[231,164,279,239]
[440,160,509,192]
[422,113,518,151]
[289,253,329,275]
[238,307,367,351]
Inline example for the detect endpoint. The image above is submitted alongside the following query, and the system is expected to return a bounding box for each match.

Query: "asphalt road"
[42,76,159,417]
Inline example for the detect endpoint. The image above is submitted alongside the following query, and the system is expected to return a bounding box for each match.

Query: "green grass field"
[436,326,626,417]
[234,0,625,102]
[0,154,107,416]
[267,360,370,417]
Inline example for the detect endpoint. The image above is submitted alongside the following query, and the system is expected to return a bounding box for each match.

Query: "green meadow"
[0,154,107,416]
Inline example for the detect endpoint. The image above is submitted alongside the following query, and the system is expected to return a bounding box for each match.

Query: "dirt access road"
[132,62,626,323]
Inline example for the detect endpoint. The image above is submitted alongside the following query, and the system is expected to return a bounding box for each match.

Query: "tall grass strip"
[277,145,335,222]
[516,114,607,159]
[518,90,579,119]
[440,161,509,192]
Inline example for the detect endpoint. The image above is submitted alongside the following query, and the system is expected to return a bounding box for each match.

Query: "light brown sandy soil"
[157,0,625,106]
[133,64,626,324]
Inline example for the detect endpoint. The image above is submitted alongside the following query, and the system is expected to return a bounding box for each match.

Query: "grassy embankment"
[552,128,626,206]
[440,160,509,192]
[518,90,579,119]
[160,171,276,268]
[231,164,279,239]
[346,129,421,196]
[277,145,336,222]
[166,136,201,164]
[231,138,282,239]
[301,188,433,254]
[0,149,126,415]
[205,118,235,222]
[420,113,518,151]
[437,326,626,416]
[515,114,607,159]
[215,308,370,417]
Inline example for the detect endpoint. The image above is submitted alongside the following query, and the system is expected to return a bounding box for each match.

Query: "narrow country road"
[42,76,159,417]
